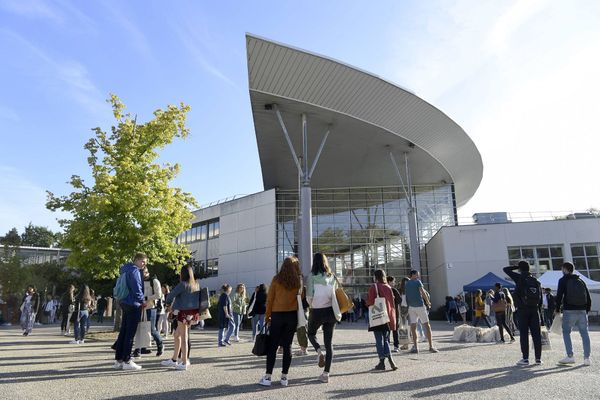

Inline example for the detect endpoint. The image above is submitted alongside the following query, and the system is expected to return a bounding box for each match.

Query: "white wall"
[426,218,600,309]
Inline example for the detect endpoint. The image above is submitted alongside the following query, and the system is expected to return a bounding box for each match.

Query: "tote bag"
[333,275,353,314]
[252,326,269,356]
[297,277,307,329]
[368,284,390,329]
[550,313,563,335]
[134,310,152,349]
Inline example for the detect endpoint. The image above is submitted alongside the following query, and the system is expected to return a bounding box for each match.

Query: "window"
[208,220,220,239]
[206,258,219,277]
[507,245,564,277]
[570,243,600,279]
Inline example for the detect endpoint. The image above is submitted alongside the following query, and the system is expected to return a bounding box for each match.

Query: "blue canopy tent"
[463,272,515,292]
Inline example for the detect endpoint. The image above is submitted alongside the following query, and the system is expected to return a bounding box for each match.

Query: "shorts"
[408,306,429,324]
[176,309,200,324]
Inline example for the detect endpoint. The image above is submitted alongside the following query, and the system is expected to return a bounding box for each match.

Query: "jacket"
[143,278,162,309]
[306,273,337,309]
[503,265,542,309]
[249,290,267,315]
[231,292,247,315]
[555,274,592,312]
[366,282,397,330]
[120,262,145,307]
[166,280,200,310]
[265,278,299,321]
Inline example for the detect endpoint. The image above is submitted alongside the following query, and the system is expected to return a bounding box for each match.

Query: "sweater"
[265,278,299,321]
[306,273,337,309]
[120,263,144,307]
[366,282,396,330]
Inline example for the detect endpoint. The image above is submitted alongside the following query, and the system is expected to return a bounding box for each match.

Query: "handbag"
[492,299,507,313]
[550,313,562,335]
[199,287,210,312]
[333,275,353,314]
[134,310,152,349]
[296,277,307,329]
[252,326,269,356]
[459,305,467,314]
[368,283,390,328]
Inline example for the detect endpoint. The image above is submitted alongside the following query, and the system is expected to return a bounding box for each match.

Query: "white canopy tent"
[539,270,600,291]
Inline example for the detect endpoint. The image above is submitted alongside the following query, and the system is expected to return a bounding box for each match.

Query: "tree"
[0,228,21,246]
[46,95,198,278]
[20,223,58,247]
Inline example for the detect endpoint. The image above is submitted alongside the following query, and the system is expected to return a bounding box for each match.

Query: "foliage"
[0,228,21,246]
[20,223,59,247]
[46,95,198,279]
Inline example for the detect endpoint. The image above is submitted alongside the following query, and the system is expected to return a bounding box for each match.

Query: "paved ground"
[1,321,598,399]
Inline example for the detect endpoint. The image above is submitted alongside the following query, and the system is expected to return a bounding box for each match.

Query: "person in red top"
[367,269,398,371]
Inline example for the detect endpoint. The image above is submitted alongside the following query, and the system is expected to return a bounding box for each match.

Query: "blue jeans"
[115,304,142,363]
[252,314,265,338]
[218,317,235,344]
[232,312,243,338]
[374,330,391,359]
[562,310,591,359]
[74,310,89,341]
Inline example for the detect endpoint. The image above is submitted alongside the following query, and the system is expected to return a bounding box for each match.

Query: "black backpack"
[519,274,542,307]
[565,277,588,306]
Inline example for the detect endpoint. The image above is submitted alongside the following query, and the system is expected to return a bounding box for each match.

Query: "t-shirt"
[405,279,424,307]
[218,293,231,321]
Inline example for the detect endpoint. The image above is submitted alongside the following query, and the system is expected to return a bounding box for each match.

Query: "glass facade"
[571,243,600,281]
[507,245,565,277]
[176,218,219,245]
[276,185,455,295]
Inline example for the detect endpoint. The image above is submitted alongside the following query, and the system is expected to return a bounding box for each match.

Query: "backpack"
[113,272,129,301]
[519,274,542,307]
[565,277,588,306]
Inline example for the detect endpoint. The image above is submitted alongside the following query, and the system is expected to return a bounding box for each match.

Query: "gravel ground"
[1,321,598,399]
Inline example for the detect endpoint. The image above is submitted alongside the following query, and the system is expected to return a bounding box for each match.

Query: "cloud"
[0,166,68,234]
[0,0,64,23]
[487,0,548,54]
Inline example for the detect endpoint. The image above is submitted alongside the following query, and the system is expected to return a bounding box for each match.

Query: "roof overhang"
[246,34,483,207]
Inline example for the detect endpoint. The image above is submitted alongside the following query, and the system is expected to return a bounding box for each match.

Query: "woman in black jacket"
[249,283,267,341]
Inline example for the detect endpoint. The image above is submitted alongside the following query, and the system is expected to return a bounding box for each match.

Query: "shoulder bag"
[368,283,390,328]
[333,275,353,314]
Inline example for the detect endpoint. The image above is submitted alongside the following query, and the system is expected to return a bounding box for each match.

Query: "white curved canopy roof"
[246,34,483,207]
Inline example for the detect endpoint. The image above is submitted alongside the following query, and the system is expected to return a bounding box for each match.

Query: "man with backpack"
[112,252,147,371]
[503,261,543,366]
[555,262,592,366]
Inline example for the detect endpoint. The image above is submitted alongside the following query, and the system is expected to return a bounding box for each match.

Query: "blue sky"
[1,0,599,234]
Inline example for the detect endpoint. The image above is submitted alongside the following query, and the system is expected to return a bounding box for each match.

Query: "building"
[177,34,483,296]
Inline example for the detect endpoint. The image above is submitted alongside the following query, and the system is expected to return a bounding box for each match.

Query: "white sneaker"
[258,376,272,387]
[583,358,591,366]
[393,347,400,353]
[234,336,240,342]
[79,339,84,344]
[177,359,191,366]
[112,361,123,369]
[175,362,188,370]
[161,359,178,368]
[122,361,142,370]
[280,377,289,387]
[558,356,575,365]
[516,359,529,366]
[69,340,79,344]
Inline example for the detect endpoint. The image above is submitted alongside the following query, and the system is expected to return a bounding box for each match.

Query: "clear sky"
[1,0,599,234]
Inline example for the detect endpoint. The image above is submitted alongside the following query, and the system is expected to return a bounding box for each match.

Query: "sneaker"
[409,346,419,354]
[224,341,232,346]
[318,373,329,383]
[218,343,226,347]
[79,339,85,344]
[161,359,178,368]
[177,359,191,366]
[132,349,141,359]
[535,359,543,365]
[175,362,188,370]
[112,361,123,369]
[69,340,79,344]
[280,377,289,386]
[393,347,400,353]
[318,351,325,368]
[516,359,529,366]
[156,344,164,357]
[140,348,152,355]
[258,376,272,387]
[122,361,142,370]
[558,356,576,365]
[295,349,308,356]
[510,338,516,343]
[234,336,240,342]
[583,358,591,366]
[429,347,439,353]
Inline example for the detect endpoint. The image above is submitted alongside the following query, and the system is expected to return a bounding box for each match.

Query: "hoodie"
[120,262,144,307]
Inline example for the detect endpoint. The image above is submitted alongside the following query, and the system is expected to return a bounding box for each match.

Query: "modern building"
[178,34,483,296]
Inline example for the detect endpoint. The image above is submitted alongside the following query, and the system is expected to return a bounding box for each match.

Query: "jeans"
[473,315,492,328]
[252,314,265,338]
[232,312,243,338]
[307,307,336,372]
[218,317,235,344]
[115,304,142,363]
[266,311,297,375]
[562,310,591,359]
[374,330,391,359]
[517,307,542,361]
[136,308,162,350]
[74,310,89,341]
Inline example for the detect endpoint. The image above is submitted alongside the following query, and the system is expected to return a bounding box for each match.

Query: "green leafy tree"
[20,223,58,247]
[46,95,198,278]
[0,228,21,246]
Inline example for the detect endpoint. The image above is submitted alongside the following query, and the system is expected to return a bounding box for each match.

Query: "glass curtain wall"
[276,185,455,296]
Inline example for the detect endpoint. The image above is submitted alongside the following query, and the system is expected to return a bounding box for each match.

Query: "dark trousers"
[60,308,70,331]
[115,304,141,363]
[543,309,554,327]
[517,307,542,361]
[266,311,297,375]
[307,307,336,373]
[473,315,492,328]
[495,312,514,341]
[97,308,105,323]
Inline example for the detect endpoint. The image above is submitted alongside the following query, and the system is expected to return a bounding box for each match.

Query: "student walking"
[367,269,398,371]
[398,277,411,350]
[96,295,107,324]
[492,291,515,343]
[231,284,248,342]
[555,262,592,366]
[248,284,267,341]
[161,265,200,370]
[20,285,40,336]
[472,290,492,328]
[504,261,543,366]
[406,270,438,353]
[306,253,339,383]
[503,288,517,334]
[542,288,556,328]
[217,285,234,346]
[60,285,75,336]
[386,276,402,352]
[70,284,92,344]
[258,257,301,387]
[456,295,468,324]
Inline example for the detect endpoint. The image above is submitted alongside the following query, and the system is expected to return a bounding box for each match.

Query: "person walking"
[555,262,592,366]
[248,284,267,341]
[472,290,492,328]
[133,269,164,358]
[542,288,556,328]
[448,296,458,324]
[96,295,107,324]
[406,270,438,354]
[20,285,40,336]
[504,261,543,366]
[60,285,75,336]
[503,288,517,334]
[456,295,468,324]
[217,284,234,346]
[231,284,248,342]
[367,269,398,371]
[113,252,148,371]
[492,291,515,343]
[70,284,92,344]
[258,256,301,387]
[306,253,339,383]
[160,265,200,370]
[386,276,402,352]
[398,277,411,350]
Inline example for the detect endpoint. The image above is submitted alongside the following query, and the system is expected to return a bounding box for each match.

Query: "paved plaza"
[1,321,598,399]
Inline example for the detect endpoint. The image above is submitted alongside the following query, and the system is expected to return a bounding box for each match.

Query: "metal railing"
[457,210,599,226]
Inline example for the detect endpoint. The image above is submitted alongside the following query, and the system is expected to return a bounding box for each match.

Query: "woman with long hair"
[473,289,492,328]
[258,256,301,387]
[60,285,75,336]
[493,291,516,343]
[306,253,338,383]
[367,269,398,371]
[456,295,468,324]
[231,283,247,342]
[20,285,40,336]
[70,284,91,344]
[503,288,517,334]
[249,284,267,341]
[161,265,200,370]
